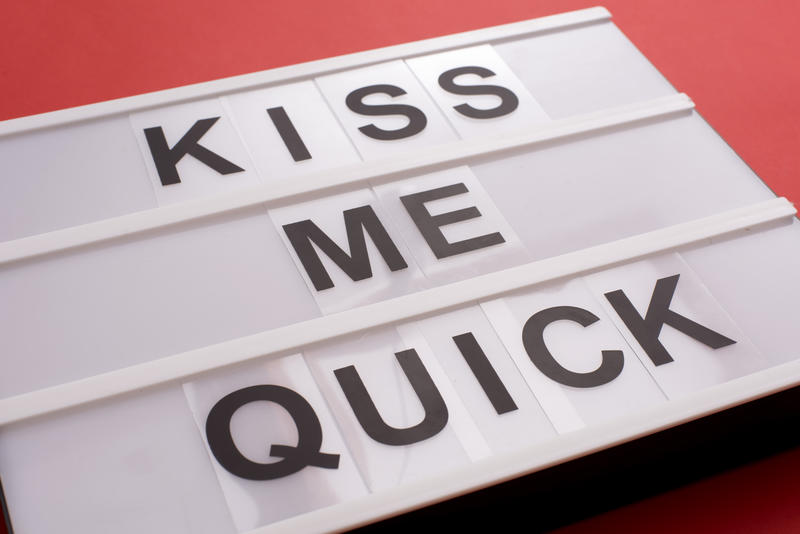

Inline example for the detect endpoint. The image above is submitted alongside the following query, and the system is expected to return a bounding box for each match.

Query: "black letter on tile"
[604,274,736,366]
[453,332,517,414]
[267,107,312,162]
[144,117,244,186]
[334,349,448,445]
[400,182,505,259]
[522,306,624,388]
[205,385,339,481]
[438,66,519,119]
[282,205,408,291]
[345,84,427,140]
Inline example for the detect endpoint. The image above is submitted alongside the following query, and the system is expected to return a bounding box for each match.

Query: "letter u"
[334,349,449,445]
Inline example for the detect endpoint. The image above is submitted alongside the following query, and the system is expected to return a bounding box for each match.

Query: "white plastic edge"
[0,7,610,137]
[0,93,694,266]
[255,357,800,533]
[0,196,793,427]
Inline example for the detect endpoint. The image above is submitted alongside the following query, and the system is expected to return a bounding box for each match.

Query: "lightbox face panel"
[0,7,798,534]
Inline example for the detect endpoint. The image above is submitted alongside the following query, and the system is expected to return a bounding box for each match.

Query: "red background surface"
[1,1,798,532]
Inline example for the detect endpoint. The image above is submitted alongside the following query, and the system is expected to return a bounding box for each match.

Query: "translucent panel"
[495,20,676,119]
[315,60,459,160]
[0,386,235,534]
[409,306,557,453]
[268,187,428,314]
[224,81,361,183]
[482,278,665,432]
[584,253,766,398]
[183,353,368,531]
[130,97,261,205]
[303,326,480,492]
[405,44,550,138]
[680,219,800,366]
[0,116,156,242]
[473,113,776,260]
[0,208,320,397]
[372,165,529,285]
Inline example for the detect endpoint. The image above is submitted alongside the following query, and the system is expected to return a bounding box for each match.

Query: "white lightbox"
[0,7,798,534]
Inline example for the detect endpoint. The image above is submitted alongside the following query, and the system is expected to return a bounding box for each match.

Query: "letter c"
[521,306,624,388]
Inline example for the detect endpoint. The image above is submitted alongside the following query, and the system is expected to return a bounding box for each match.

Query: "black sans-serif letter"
[334,349,448,446]
[400,182,505,259]
[143,117,244,186]
[604,274,736,366]
[205,385,339,481]
[522,306,624,388]
[452,332,517,414]
[282,205,408,291]
[438,66,519,119]
[267,107,312,162]
[345,84,427,140]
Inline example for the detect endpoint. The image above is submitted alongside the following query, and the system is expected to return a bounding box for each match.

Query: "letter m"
[282,205,408,291]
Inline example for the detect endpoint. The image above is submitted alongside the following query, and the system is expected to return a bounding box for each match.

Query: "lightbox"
[1,7,799,533]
